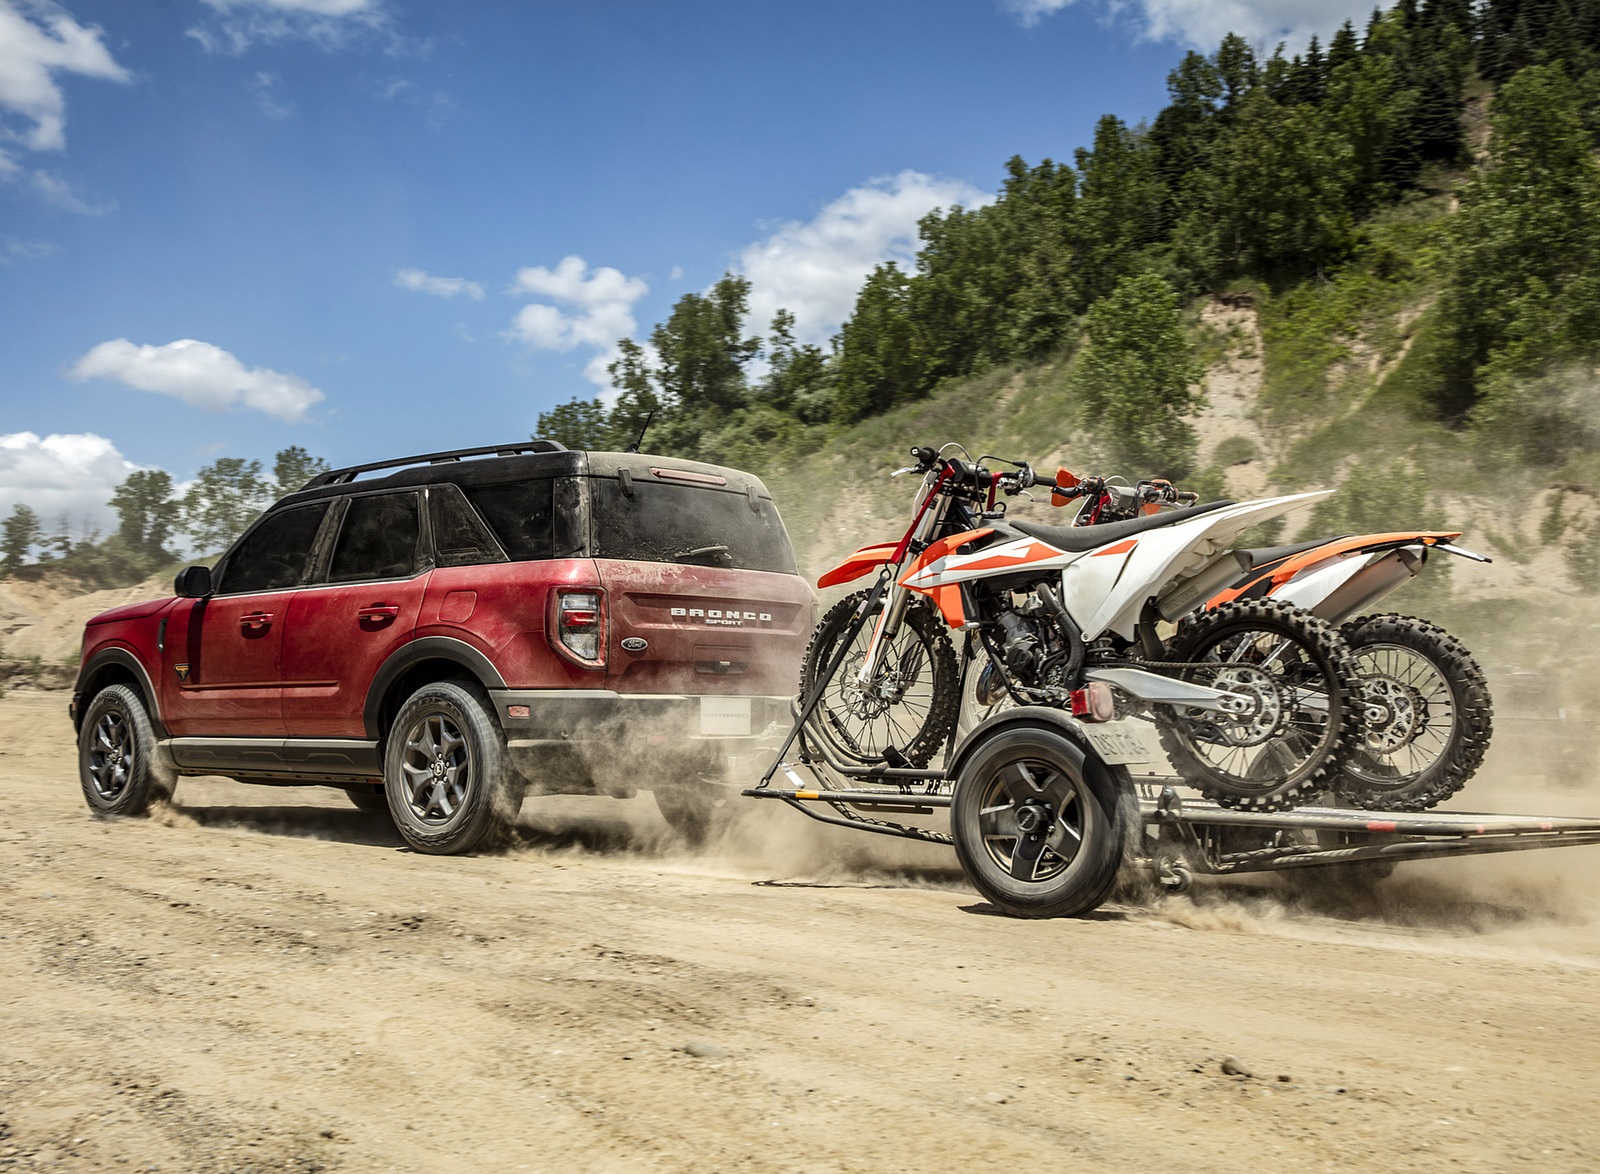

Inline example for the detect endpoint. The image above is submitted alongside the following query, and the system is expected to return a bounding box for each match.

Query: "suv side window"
[429,484,506,567]
[462,479,554,561]
[328,491,422,582]
[217,502,331,595]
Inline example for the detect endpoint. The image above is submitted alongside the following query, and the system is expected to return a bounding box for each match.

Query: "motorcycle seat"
[1241,536,1348,566]
[1012,500,1235,553]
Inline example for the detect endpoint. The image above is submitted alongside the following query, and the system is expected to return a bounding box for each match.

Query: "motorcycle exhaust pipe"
[1155,550,1254,622]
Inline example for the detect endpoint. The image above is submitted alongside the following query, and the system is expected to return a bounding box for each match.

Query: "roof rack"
[303,440,568,489]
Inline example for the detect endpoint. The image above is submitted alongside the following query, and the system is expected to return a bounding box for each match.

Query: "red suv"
[70,442,817,852]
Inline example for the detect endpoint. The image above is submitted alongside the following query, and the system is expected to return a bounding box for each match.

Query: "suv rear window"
[591,478,797,574]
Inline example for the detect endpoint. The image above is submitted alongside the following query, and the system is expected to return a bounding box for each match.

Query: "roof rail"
[303,440,569,489]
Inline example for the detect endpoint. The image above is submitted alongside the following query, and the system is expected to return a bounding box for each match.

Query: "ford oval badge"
[620,637,648,653]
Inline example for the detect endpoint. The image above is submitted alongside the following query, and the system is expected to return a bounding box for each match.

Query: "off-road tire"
[1335,613,1493,812]
[383,681,520,854]
[798,589,959,769]
[1156,599,1364,813]
[77,683,174,816]
[653,782,726,847]
[951,725,1129,919]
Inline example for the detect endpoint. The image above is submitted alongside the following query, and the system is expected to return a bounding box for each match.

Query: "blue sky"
[0,0,1371,533]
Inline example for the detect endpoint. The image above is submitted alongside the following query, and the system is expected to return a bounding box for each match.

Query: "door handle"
[358,605,401,620]
[240,611,274,630]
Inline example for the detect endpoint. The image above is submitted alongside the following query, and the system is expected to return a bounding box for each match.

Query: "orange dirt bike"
[1062,474,1494,811]
[799,444,1367,824]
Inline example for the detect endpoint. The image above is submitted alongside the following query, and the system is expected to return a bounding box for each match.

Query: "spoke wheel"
[1336,614,1493,811]
[798,589,959,769]
[951,724,1129,918]
[384,681,518,854]
[77,683,173,816]
[1156,599,1363,812]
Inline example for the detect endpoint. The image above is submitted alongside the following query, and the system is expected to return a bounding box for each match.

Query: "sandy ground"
[4,690,1600,1172]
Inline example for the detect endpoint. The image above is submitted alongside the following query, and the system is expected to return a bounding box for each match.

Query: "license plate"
[1082,718,1158,765]
[700,696,751,736]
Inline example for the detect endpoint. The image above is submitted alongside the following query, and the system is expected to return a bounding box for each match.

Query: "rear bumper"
[489,688,792,745]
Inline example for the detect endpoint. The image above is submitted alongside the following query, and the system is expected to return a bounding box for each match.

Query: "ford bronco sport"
[70,442,817,852]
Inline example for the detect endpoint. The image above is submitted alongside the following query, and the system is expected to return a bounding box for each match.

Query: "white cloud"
[69,339,325,423]
[30,167,111,214]
[1001,0,1376,49]
[737,170,989,346]
[246,70,292,118]
[505,256,649,391]
[188,0,399,54]
[0,235,56,263]
[0,1,127,153]
[0,431,138,537]
[394,267,483,300]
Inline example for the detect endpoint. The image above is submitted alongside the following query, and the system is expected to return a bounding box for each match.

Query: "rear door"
[587,469,816,729]
[164,501,332,737]
[281,490,428,737]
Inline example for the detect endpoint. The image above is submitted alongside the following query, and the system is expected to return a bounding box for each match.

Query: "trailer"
[744,702,1600,912]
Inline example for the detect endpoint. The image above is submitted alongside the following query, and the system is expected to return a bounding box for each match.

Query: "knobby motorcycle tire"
[798,589,960,770]
[1155,598,1365,813]
[1335,613,1493,812]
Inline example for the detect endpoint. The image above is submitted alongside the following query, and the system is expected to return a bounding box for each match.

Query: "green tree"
[1072,273,1207,474]
[1436,64,1600,419]
[182,458,272,554]
[536,397,609,450]
[833,262,924,424]
[109,470,181,559]
[1180,88,1355,277]
[1,504,41,572]
[272,446,330,497]
[651,273,760,415]
[760,309,829,418]
[1073,116,1165,303]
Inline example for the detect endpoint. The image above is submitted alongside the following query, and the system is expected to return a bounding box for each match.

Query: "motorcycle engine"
[991,588,1068,692]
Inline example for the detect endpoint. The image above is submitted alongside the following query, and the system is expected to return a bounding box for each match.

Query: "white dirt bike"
[800,445,1366,819]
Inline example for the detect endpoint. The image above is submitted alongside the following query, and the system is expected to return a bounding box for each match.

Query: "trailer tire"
[951,725,1128,919]
[1335,614,1493,812]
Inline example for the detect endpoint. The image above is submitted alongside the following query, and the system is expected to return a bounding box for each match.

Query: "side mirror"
[174,565,213,598]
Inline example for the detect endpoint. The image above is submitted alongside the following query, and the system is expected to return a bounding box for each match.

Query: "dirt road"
[3,689,1599,1172]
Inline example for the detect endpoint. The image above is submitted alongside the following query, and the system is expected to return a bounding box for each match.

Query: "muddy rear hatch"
[586,460,815,734]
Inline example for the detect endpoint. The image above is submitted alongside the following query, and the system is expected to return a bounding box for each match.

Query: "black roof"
[273,440,774,509]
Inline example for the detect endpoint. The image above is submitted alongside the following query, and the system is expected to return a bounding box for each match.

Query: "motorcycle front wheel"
[798,589,959,768]
[1336,614,1493,811]
[1155,599,1364,812]
[950,724,1130,918]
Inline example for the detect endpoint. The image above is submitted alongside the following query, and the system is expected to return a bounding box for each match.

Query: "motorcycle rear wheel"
[1155,599,1363,812]
[1335,614,1493,812]
[798,589,959,768]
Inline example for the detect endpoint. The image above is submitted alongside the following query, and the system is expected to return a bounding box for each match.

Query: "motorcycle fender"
[817,542,899,589]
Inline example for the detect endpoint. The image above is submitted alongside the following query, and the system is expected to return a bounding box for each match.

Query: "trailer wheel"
[950,725,1128,919]
[1336,614,1493,812]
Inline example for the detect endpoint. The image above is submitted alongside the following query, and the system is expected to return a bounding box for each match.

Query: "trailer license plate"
[1083,719,1158,765]
[700,696,751,736]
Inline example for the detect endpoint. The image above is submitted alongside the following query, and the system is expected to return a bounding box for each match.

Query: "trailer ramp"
[1138,784,1600,891]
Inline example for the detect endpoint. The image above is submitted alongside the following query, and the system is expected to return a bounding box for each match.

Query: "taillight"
[552,589,605,666]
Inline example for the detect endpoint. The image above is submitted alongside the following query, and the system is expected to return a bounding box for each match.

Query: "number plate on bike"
[700,696,751,736]
[1082,719,1159,765]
